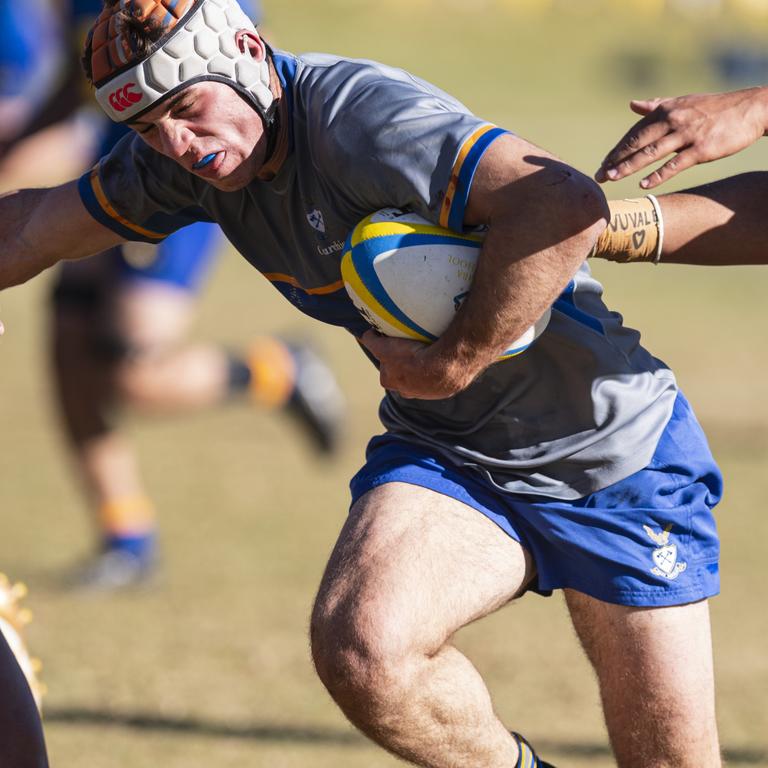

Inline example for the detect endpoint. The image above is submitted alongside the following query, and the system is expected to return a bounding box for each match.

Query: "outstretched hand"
[359,331,480,400]
[595,89,768,189]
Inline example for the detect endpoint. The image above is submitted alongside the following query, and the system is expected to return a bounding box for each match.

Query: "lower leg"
[118,336,344,454]
[115,344,233,410]
[111,287,289,411]
[336,638,520,767]
[79,432,157,550]
[51,310,157,579]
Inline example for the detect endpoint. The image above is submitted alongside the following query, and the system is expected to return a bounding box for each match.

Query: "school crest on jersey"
[644,524,687,580]
[306,208,326,235]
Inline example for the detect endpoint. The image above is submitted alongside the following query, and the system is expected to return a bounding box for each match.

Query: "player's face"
[129,82,266,191]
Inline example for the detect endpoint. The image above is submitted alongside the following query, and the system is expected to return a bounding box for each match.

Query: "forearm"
[732,85,768,136]
[0,188,59,287]
[592,173,768,266]
[0,181,124,289]
[656,173,768,265]
[749,86,768,135]
[435,172,608,372]
[364,137,609,400]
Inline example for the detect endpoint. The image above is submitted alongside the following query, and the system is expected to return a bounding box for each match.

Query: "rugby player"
[0,0,62,156]
[0,0,727,765]
[1,0,345,590]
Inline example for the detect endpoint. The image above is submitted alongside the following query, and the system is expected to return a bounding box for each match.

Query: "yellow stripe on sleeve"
[262,272,345,295]
[90,169,167,240]
[439,124,497,228]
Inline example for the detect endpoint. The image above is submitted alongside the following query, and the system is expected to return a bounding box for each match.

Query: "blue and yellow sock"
[226,338,296,409]
[98,496,157,563]
[512,732,556,768]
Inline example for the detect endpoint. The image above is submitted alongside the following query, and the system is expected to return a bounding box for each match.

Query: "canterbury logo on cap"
[108,84,143,112]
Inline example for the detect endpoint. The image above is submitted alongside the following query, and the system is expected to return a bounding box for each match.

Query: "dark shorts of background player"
[350,393,722,608]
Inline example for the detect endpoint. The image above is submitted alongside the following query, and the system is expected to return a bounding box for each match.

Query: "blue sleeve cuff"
[77,167,168,244]
[439,125,509,232]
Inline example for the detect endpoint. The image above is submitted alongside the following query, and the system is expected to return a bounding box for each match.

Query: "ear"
[235,30,266,62]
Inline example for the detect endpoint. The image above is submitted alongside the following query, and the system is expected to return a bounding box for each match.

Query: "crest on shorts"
[644,524,687,580]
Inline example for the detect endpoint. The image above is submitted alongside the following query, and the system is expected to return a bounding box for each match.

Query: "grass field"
[1,2,767,766]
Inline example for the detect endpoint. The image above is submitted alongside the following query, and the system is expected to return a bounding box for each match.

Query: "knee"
[310,596,417,718]
[111,356,154,406]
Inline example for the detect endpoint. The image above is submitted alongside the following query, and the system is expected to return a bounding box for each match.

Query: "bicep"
[464,132,608,254]
[465,133,587,227]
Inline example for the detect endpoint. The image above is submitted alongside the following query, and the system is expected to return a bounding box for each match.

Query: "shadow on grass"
[44,706,767,764]
[43,706,362,745]
[536,739,767,765]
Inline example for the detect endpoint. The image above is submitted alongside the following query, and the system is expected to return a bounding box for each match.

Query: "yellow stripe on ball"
[340,248,432,342]
[350,213,484,249]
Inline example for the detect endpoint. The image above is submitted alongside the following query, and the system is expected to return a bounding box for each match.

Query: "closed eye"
[173,103,193,119]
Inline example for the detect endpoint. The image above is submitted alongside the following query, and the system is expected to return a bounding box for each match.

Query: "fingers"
[629,97,664,116]
[596,115,673,182]
[638,148,698,189]
[358,332,396,391]
[360,330,425,358]
[596,97,679,184]
[358,331,445,398]
[358,331,384,360]
[600,131,686,185]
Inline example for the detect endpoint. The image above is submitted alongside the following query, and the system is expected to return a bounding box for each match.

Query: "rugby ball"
[341,208,551,358]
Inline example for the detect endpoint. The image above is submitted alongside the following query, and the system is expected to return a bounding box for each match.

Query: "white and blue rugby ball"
[341,208,551,359]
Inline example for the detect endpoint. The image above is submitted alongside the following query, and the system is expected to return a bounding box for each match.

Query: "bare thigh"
[311,482,536,766]
[566,590,720,768]
[313,481,534,665]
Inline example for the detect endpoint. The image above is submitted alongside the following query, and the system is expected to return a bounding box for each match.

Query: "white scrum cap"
[87,0,274,124]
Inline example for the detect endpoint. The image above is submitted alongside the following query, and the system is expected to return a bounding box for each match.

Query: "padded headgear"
[88,0,274,124]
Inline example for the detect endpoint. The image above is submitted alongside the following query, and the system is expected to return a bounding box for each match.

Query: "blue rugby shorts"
[350,393,722,608]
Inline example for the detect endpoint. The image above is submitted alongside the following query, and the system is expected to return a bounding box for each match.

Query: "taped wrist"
[590,195,664,263]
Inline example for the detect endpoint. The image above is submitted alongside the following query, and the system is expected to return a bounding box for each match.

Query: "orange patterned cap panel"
[89,0,197,85]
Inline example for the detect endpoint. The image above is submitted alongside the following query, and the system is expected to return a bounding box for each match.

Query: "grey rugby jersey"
[78,50,678,500]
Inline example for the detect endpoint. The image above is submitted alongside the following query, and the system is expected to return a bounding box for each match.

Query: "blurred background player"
[0,0,63,158]
[0,0,345,591]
